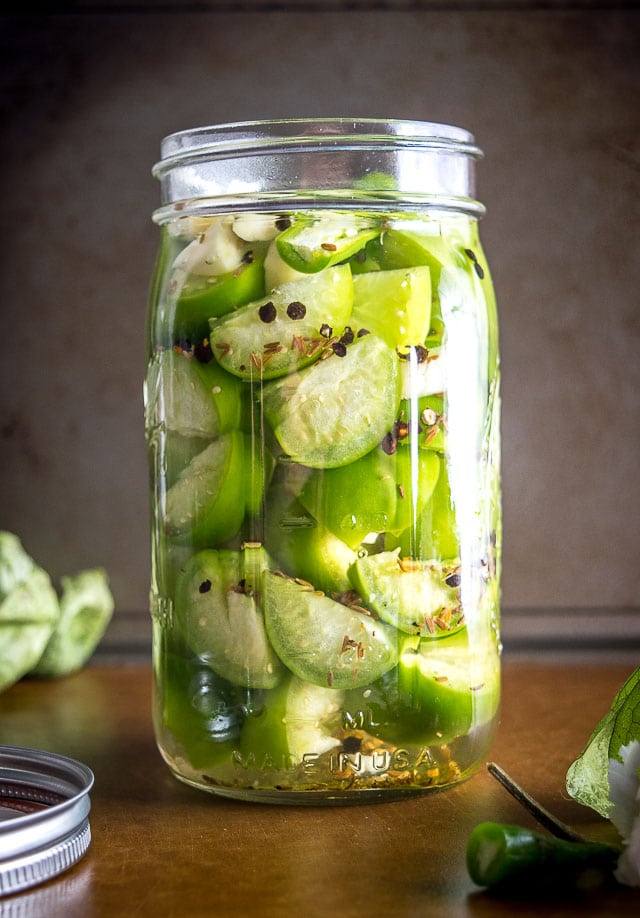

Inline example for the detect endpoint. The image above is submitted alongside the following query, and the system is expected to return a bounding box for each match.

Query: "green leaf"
[566,667,640,818]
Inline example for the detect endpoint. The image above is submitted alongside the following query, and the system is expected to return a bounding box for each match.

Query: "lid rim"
[159,116,478,156]
[0,820,91,896]
[0,746,94,898]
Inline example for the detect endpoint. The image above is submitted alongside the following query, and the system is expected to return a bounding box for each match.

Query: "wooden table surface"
[1,660,640,917]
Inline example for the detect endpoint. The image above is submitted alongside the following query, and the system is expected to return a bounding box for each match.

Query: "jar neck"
[152,118,485,224]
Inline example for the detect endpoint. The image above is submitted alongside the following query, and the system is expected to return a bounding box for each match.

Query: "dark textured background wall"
[1,5,639,625]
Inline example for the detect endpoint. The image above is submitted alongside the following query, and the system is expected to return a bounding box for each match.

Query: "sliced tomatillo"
[275,213,380,274]
[240,674,343,766]
[263,469,356,595]
[395,459,460,561]
[298,441,439,550]
[170,217,267,342]
[351,266,431,349]
[261,332,400,468]
[377,227,464,346]
[164,431,268,547]
[208,265,353,380]
[393,449,441,534]
[173,258,266,344]
[263,570,399,690]
[174,547,285,689]
[146,347,245,440]
[349,547,463,637]
[299,446,399,549]
[395,649,472,741]
[342,629,492,747]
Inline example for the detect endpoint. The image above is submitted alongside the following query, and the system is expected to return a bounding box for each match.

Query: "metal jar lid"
[0,745,94,897]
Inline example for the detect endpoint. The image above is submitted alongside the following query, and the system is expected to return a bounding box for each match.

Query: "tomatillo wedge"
[263,471,356,594]
[299,446,399,549]
[344,632,499,747]
[349,548,463,637]
[263,570,399,690]
[377,228,464,345]
[351,266,431,349]
[174,548,285,689]
[173,257,266,344]
[240,674,343,767]
[208,265,353,380]
[146,347,245,439]
[276,213,380,274]
[164,431,248,546]
[396,459,460,561]
[261,332,400,468]
[393,647,473,743]
[393,449,441,534]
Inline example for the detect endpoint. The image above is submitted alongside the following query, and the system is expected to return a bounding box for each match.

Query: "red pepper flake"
[173,339,193,356]
[394,418,410,441]
[286,300,307,320]
[258,301,277,323]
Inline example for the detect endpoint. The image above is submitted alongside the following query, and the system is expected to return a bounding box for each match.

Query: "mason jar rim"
[153,118,483,177]
[152,117,485,221]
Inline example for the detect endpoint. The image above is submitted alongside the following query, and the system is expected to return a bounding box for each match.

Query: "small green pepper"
[466,822,619,894]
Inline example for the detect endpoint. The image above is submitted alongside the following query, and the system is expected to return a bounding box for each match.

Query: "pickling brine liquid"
[146,120,501,803]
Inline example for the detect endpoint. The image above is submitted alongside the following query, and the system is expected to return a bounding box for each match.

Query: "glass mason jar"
[145,119,501,804]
